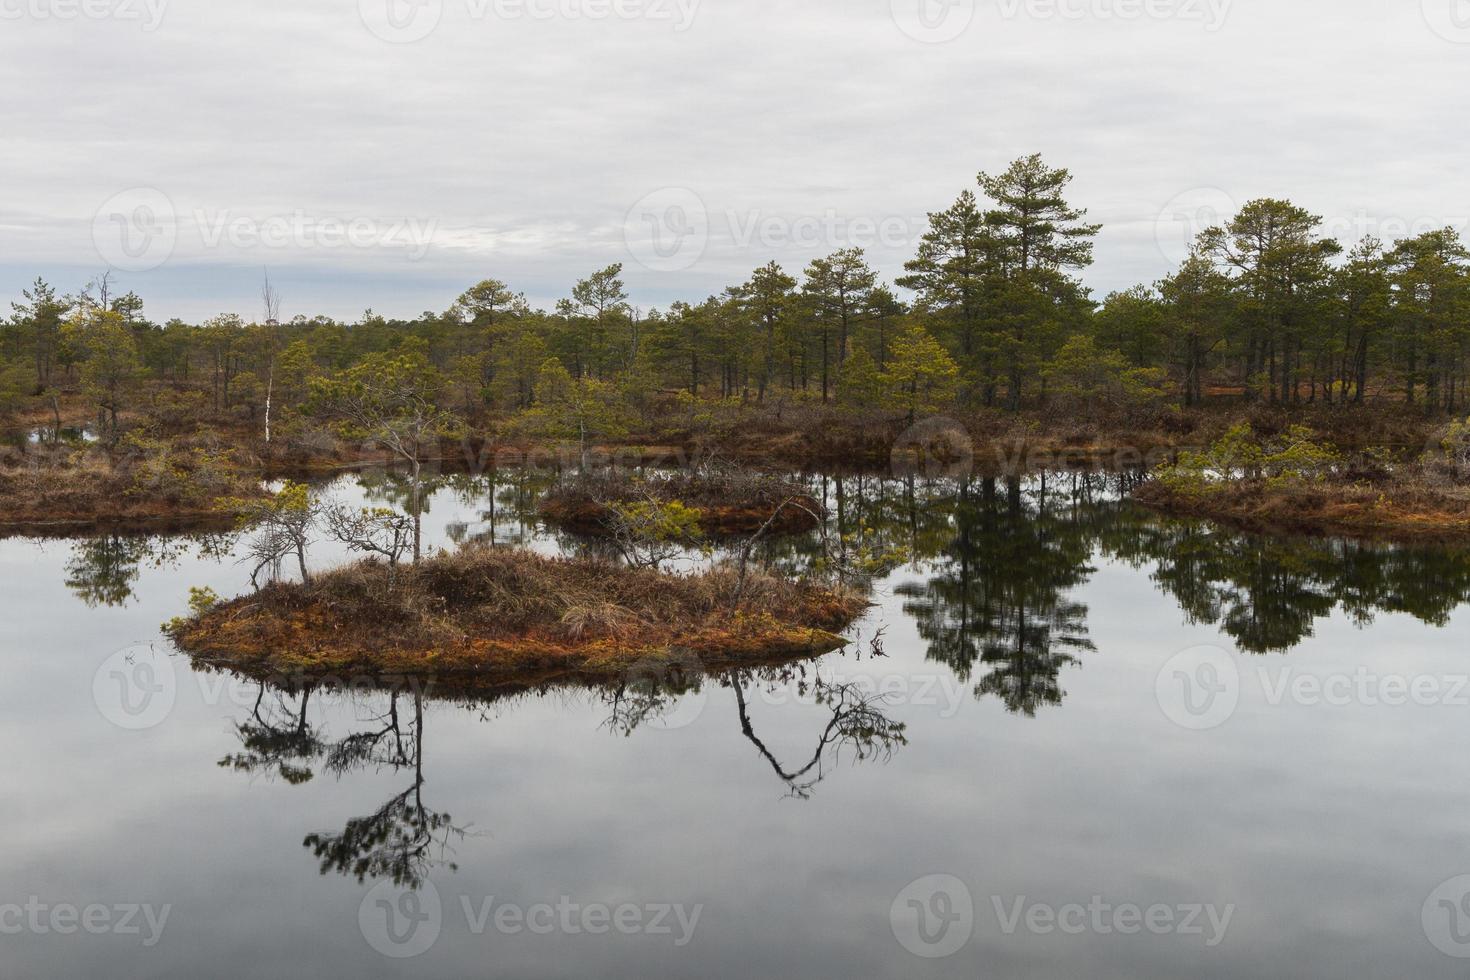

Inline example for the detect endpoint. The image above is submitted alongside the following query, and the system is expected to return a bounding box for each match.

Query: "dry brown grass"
[168,544,868,678]
[0,439,264,530]
[540,467,822,536]
[1134,464,1470,542]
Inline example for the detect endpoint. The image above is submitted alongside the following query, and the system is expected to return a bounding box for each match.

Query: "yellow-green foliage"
[1155,423,1341,495]
[123,433,252,506]
[165,585,223,634]
[607,498,705,545]
[224,479,312,525]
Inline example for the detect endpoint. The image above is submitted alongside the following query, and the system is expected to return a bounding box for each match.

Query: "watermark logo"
[92,187,176,272]
[1154,186,1235,265]
[992,894,1233,946]
[993,0,1232,29]
[891,416,975,479]
[93,643,176,731]
[1424,875,1470,957]
[359,879,442,958]
[891,0,975,43]
[890,874,974,958]
[1422,0,1470,43]
[1156,644,1239,731]
[193,209,437,260]
[0,899,170,945]
[0,0,168,29]
[624,187,708,272]
[359,0,443,42]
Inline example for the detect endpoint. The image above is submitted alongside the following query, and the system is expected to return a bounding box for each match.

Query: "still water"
[4,468,1470,978]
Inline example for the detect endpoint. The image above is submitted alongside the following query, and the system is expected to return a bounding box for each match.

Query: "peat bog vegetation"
[6,153,1470,977]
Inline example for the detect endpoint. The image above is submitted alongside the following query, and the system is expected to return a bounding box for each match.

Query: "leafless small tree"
[325,503,414,587]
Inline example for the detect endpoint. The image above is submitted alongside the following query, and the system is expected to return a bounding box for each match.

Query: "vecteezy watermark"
[890,876,1233,957]
[1317,210,1470,246]
[93,643,177,731]
[358,0,698,42]
[890,0,977,43]
[624,187,709,272]
[1421,0,1470,43]
[193,209,438,260]
[0,0,167,29]
[623,189,921,273]
[1155,645,1240,731]
[359,880,703,958]
[0,899,170,946]
[94,646,438,732]
[1158,644,1470,730]
[359,0,443,42]
[891,416,975,480]
[990,894,1233,947]
[725,209,918,252]
[890,874,975,958]
[994,0,1232,30]
[1424,875,1470,958]
[1154,187,1236,265]
[360,880,443,958]
[92,187,177,273]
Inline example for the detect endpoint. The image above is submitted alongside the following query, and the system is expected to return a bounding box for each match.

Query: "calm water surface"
[4,468,1470,978]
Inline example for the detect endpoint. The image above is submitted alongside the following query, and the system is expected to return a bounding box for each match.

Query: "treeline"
[4,153,1470,440]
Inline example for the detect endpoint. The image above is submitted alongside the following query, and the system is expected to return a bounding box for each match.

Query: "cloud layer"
[2,0,1466,321]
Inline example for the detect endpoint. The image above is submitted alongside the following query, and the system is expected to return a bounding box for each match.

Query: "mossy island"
[166,545,867,680]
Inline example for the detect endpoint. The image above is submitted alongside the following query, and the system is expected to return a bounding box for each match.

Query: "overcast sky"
[2,0,1467,323]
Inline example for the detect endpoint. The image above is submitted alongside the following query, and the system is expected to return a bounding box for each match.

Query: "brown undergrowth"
[167,545,867,678]
[539,467,822,536]
[0,437,265,531]
[1133,477,1470,542]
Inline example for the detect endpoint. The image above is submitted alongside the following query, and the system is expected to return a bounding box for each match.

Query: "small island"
[166,545,867,680]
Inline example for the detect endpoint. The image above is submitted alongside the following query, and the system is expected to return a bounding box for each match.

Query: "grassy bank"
[3,394,1458,531]
[166,546,867,678]
[540,468,821,537]
[1133,478,1470,542]
[0,435,265,531]
[1132,421,1470,542]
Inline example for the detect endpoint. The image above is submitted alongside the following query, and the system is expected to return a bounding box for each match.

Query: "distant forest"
[6,153,1470,437]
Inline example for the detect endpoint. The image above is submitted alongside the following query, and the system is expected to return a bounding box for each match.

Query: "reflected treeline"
[54,463,1470,674]
[773,470,1470,711]
[63,531,236,608]
[1103,514,1470,654]
[897,475,1098,717]
[358,466,557,551]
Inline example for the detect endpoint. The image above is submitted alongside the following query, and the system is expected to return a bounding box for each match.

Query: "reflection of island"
[213,657,909,889]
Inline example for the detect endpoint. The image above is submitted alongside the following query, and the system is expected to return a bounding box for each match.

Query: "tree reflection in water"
[217,678,464,890]
[63,531,232,608]
[602,658,908,800]
[212,657,909,889]
[731,671,907,800]
[786,468,1470,714]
